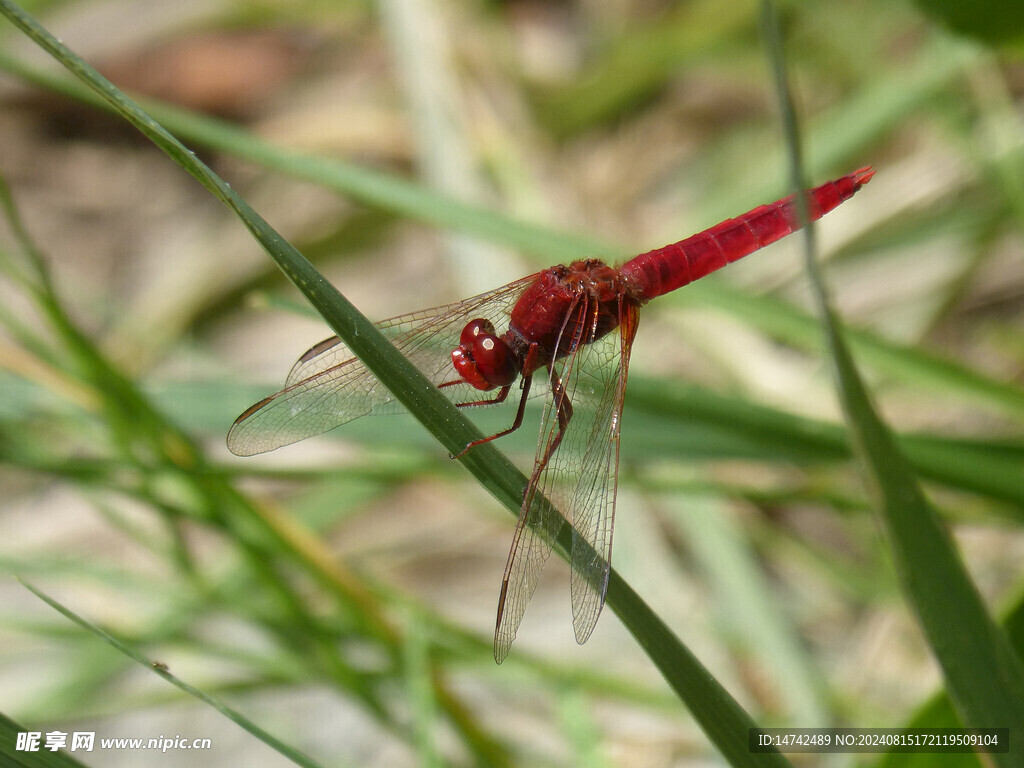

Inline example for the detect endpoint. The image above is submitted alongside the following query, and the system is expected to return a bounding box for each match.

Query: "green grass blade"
[0,2,795,764]
[762,2,1024,762]
[18,580,329,768]
[818,313,1024,760]
[874,593,1024,767]
[0,712,91,767]
[606,573,791,768]
[556,690,610,768]
[401,615,442,768]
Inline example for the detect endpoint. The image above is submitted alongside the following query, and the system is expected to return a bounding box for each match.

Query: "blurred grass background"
[1,0,1023,766]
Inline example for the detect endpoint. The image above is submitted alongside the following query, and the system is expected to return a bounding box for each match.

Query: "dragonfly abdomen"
[620,167,874,300]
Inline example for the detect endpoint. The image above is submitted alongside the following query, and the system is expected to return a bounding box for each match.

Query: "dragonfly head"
[451,319,518,391]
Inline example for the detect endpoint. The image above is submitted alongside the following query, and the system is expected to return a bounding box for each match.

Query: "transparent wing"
[493,296,638,662]
[567,303,637,644]
[227,275,539,457]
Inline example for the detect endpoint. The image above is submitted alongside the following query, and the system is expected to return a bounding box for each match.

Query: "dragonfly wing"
[493,295,638,661]
[492,485,566,663]
[566,302,637,644]
[227,276,539,457]
[228,352,390,456]
[493,296,595,663]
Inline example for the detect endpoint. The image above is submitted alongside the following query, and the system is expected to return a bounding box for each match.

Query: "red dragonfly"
[228,167,873,662]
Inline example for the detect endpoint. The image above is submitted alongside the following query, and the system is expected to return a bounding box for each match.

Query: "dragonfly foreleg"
[451,374,534,459]
[449,384,512,409]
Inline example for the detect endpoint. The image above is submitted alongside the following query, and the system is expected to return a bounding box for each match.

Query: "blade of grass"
[0,3,794,764]
[557,690,610,768]
[18,580,330,768]
[762,3,1024,763]
[0,711,91,767]
[874,592,1024,768]
[402,613,442,768]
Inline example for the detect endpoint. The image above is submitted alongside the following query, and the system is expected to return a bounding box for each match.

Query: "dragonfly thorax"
[451,318,520,391]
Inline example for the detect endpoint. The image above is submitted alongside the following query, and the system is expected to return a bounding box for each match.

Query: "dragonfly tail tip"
[852,166,875,186]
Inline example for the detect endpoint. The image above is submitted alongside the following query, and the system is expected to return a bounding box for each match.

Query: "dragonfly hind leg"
[537,370,573,470]
[519,368,574,502]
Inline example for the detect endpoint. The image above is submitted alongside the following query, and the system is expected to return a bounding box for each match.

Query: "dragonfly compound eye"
[459,318,497,347]
[451,320,518,391]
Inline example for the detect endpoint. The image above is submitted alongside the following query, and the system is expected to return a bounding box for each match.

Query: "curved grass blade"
[19,580,328,768]
[607,568,790,767]
[874,593,1024,767]
[0,711,90,767]
[762,3,1024,764]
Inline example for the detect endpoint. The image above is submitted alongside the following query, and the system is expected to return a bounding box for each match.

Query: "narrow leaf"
[762,4,1024,765]
[19,580,328,768]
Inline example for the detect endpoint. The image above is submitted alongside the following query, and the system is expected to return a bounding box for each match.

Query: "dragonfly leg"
[448,384,512,409]
[451,374,534,459]
[450,340,541,459]
[518,369,573,503]
[539,370,574,468]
